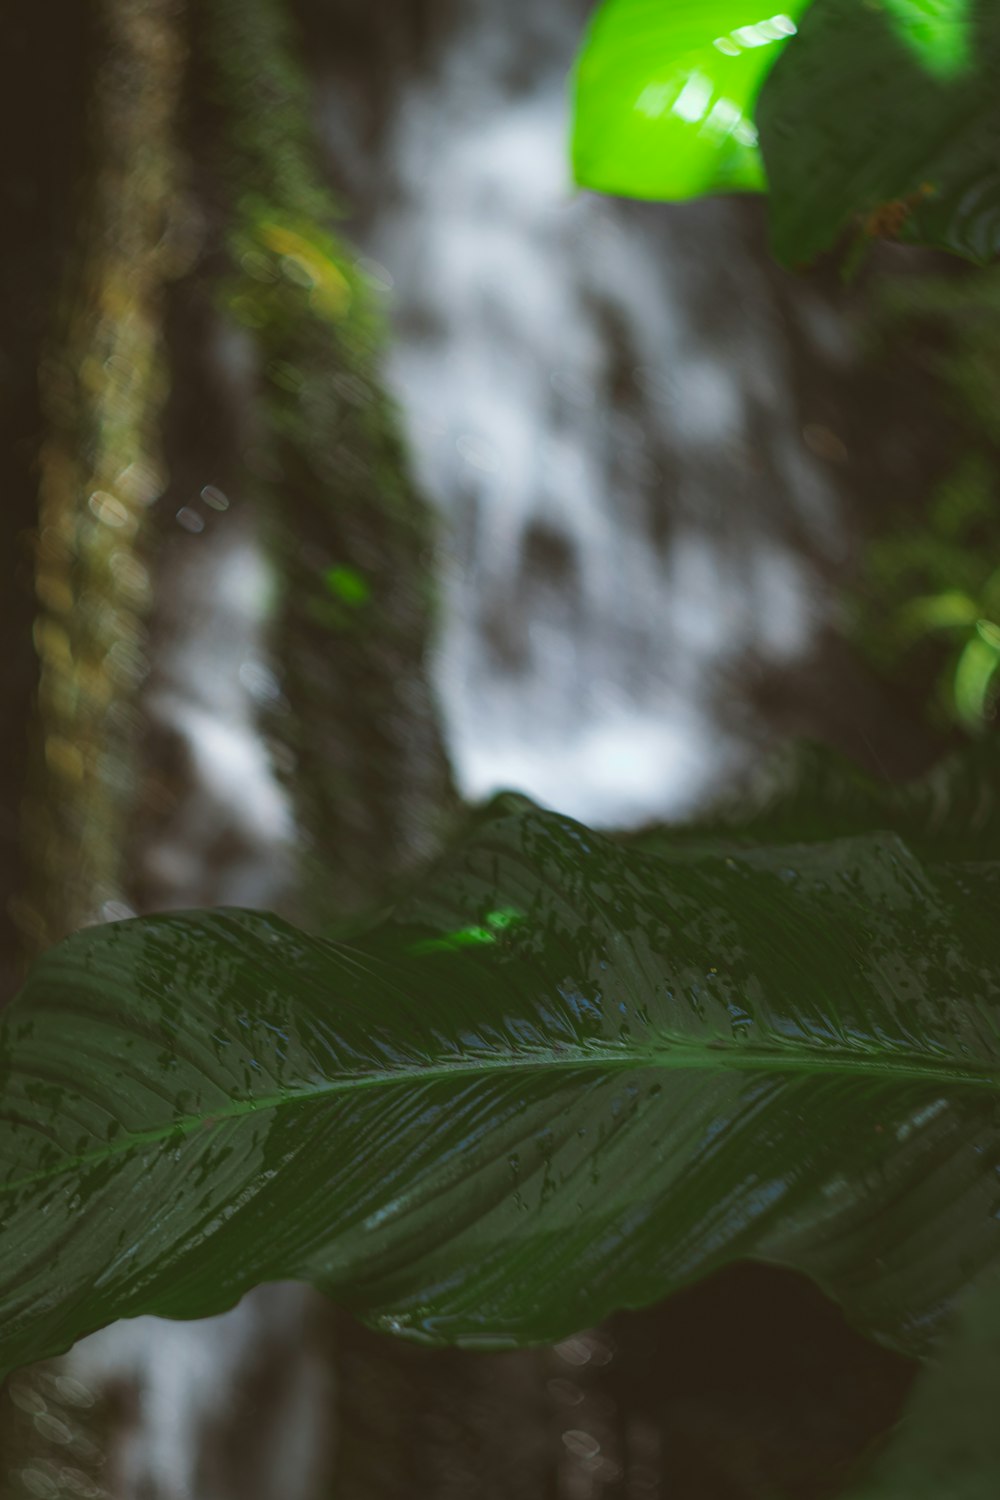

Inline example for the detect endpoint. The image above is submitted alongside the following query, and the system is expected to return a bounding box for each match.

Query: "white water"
[56,504,331,1500]
[329,0,850,825]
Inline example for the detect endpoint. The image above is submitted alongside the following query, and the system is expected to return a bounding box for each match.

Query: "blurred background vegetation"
[0,1,996,1497]
[849,270,1000,736]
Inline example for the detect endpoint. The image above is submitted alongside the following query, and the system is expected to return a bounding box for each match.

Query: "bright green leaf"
[569,0,998,265]
[954,632,1000,730]
[571,0,810,200]
[4,766,1000,1378]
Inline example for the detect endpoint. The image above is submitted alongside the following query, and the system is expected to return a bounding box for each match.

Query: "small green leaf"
[896,591,981,640]
[571,0,810,200]
[323,565,371,606]
[954,632,1000,730]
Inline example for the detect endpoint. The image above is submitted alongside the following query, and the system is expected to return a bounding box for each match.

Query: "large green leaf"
[758,0,1000,264]
[3,793,1000,1378]
[570,0,810,200]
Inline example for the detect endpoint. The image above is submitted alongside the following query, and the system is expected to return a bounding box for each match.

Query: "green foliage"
[570,0,808,200]
[3,757,1000,1384]
[571,0,1000,265]
[850,271,1000,732]
[855,467,1000,733]
[627,737,1000,860]
[758,0,1000,265]
[571,0,1000,725]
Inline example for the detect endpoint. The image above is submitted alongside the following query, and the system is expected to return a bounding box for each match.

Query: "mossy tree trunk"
[14,0,187,960]
[1,3,187,1492]
[196,0,458,922]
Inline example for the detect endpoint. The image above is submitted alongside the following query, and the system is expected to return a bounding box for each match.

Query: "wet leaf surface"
[3,778,1000,1376]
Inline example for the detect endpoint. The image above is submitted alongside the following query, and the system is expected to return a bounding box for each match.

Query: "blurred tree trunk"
[0,2,96,1007]
[16,0,186,958]
[0,1,188,1494]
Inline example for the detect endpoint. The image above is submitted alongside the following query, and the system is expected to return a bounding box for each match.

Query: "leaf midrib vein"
[2,1039,996,1196]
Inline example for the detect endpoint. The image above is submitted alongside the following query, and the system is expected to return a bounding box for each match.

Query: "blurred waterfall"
[316,0,855,827]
